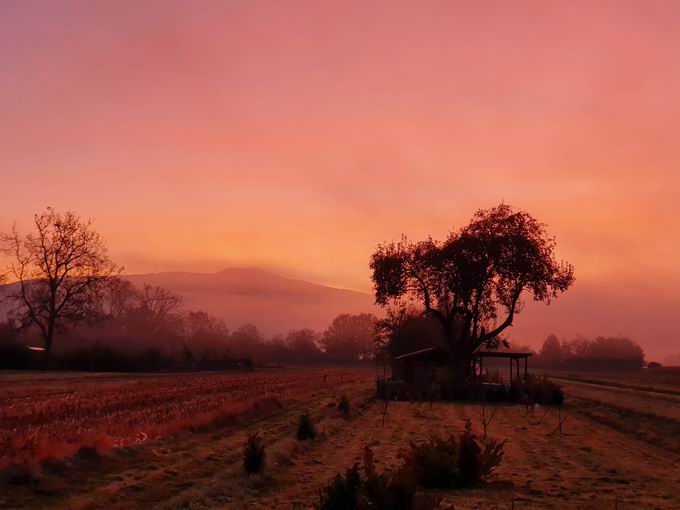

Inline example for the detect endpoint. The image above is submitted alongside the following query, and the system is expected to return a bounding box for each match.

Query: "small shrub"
[243,431,266,475]
[338,394,350,415]
[297,412,317,441]
[317,449,439,510]
[363,467,424,510]
[401,419,506,489]
[485,375,564,406]
[2,464,36,486]
[41,457,68,476]
[400,436,458,488]
[550,385,565,406]
[459,419,505,487]
[318,463,362,510]
[72,445,102,465]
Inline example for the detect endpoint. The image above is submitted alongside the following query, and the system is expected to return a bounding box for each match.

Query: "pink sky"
[1,1,679,359]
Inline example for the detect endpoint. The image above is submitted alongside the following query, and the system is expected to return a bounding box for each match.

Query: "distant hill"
[123,268,377,335]
[0,268,377,336]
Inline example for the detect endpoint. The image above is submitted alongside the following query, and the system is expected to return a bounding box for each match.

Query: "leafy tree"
[228,323,265,359]
[186,310,229,346]
[322,313,377,361]
[376,307,446,358]
[183,310,231,361]
[2,208,120,366]
[266,334,292,363]
[370,204,574,383]
[286,328,324,362]
[539,334,563,365]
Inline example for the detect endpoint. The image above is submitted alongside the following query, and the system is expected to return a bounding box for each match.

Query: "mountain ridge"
[0,267,377,335]
[122,267,377,334]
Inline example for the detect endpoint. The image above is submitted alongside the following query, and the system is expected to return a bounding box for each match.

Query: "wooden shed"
[392,347,450,395]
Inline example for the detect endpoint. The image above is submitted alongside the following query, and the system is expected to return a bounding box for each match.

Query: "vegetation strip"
[569,396,680,455]
[550,375,680,398]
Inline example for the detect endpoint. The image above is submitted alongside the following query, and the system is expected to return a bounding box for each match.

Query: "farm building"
[377,346,532,399]
[392,346,450,395]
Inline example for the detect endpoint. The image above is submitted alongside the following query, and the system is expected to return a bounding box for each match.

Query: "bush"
[297,412,317,441]
[400,419,506,488]
[318,463,363,510]
[243,432,266,475]
[401,436,458,488]
[362,465,424,510]
[457,420,504,487]
[550,385,564,406]
[488,374,564,406]
[317,449,439,510]
[338,394,350,415]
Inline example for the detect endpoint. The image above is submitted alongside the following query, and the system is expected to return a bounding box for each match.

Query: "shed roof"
[475,351,532,359]
[394,347,448,361]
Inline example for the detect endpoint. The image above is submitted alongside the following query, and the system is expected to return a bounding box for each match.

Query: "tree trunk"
[42,317,55,372]
[452,356,472,386]
[440,321,475,398]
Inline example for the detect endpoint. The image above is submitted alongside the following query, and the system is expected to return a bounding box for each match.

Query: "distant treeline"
[532,334,645,372]
[0,280,378,372]
[376,312,646,373]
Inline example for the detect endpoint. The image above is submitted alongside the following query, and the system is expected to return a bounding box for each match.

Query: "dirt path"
[552,378,680,421]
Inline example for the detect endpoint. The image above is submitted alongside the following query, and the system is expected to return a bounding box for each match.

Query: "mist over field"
[2,267,676,362]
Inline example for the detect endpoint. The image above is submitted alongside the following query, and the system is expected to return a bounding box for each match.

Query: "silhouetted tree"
[138,284,183,327]
[535,335,644,371]
[376,307,445,358]
[101,278,139,321]
[286,328,324,363]
[184,310,230,358]
[228,323,265,359]
[1,208,120,366]
[186,310,228,342]
[0,318,17,343]
[539,334,563,366]
[370,204,574,384]
[322,313,377,361]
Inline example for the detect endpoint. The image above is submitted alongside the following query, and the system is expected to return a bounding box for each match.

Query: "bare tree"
[101,277,139,320]
[138,284,183,327]
[480,398,498,439]
[2,208,120,366]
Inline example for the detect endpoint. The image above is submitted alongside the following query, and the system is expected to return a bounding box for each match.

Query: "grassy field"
[1,368,679,509]
[539,367,680,395]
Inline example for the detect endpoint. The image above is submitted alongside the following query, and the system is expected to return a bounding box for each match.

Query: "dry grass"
[0,367,374,468]
[539,367,680,395]
[2,369,679,509]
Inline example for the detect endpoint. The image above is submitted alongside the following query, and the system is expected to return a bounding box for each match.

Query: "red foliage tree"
[370,204,574,382]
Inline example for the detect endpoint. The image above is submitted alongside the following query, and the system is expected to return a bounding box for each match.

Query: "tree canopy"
[322,313,378,361]
[370,204,574,363]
